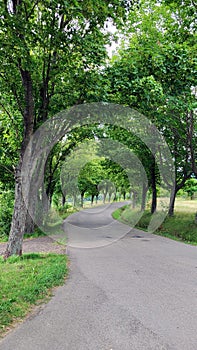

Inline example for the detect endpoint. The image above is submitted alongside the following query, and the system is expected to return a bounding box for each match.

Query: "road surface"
[0,202,196,350]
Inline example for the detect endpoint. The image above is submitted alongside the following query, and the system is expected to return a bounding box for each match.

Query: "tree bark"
[150,158,157,214]
[132,191,137,209]
[4,164,27,258]
[24,211,35,234]
[168,188,177,216]
[4,68,34,258]
[62,192,66,206]
[103,192,107,203]
[141,183,148,211]
[81,193,84,207]
[91,194,95,205]
[73,195,77,207]
[187,110,197,178]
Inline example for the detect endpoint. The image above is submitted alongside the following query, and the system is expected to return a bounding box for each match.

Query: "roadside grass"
[0,253,67,337]
[58,207,78,220]
[112,199,197,245]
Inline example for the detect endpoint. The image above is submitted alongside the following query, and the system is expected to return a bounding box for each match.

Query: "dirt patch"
[0,236,66,256]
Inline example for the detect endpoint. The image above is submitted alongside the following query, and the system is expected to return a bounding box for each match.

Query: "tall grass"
[112,198,197,245]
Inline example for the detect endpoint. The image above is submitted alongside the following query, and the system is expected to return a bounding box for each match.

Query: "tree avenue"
[0,0,135,257]
[0,0,196,256]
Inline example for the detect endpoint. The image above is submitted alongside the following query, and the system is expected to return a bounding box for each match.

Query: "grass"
[24,227,47,240]
[58,207,78,220]
[0,253,67,337]
[112,198,197,245]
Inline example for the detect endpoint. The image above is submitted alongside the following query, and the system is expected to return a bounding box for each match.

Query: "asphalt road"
[0,202,197,350]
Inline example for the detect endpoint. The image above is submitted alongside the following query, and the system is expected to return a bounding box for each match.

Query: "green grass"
[112,205,127,220]
[24,227,47,240]
[58,207,78,220]
[112,199,197,245]
[0,253,67,337]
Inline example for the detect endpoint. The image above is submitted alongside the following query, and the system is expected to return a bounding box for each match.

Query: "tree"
[183,178,197,200]
[1,0,134,257]
[78,159,105,205]
[103,0,197,215]
[187,109,197,179]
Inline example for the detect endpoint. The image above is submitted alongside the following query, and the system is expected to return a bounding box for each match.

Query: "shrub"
[0,190,14,238]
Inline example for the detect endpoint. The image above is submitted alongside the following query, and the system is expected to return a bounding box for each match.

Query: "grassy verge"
[112,203,197,245]
[58,207,78,220]
[0,253,67,337]
[111,205,127,220]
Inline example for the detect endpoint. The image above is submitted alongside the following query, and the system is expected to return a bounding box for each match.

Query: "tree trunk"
[151,158,157,214]
[151,187,157,214]
[4,164,27,257]
[141,183,148,211]
[91,194,94,205]
[62,192,66,206]
[168,188,177,216]
[24,182,37,234]
[81,193,84,207]
[24,211,35,234]
[187,110,197,178]
[132,191,137,209]
[4,68,34,258]
[73,195,77,207]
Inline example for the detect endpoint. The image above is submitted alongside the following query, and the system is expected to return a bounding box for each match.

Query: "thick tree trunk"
[4,68,34,258]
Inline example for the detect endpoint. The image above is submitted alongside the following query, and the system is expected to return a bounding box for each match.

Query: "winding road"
[0,202,197,350]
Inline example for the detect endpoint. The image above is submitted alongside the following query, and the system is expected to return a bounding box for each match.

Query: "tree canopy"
[0,0,196,256]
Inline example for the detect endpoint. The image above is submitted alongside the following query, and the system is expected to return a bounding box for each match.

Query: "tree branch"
[26,0,40,21]
[0,164,14,175]
[0,102,21,136]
